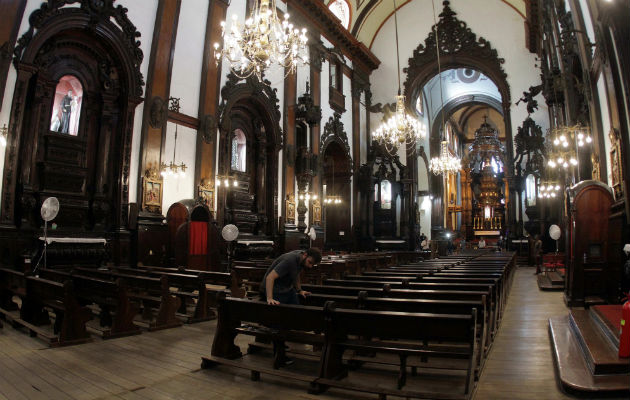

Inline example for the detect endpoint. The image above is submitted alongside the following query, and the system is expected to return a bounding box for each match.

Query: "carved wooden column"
[309,41,326,249]
[196,0,229,212]
[283,69,297,235]
[460,168,473,239]
[0,0,26,109]
[351,77,363,248]
[137,0,181,214]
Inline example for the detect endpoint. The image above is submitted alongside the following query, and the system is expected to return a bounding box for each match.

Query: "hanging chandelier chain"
[370,0,426,156]
[393,0,401,94]
[431,0,446,133]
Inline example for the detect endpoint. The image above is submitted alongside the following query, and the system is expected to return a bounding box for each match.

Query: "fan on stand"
[549,224,561,254]
[221,224,239,271]
[33,197,60,275]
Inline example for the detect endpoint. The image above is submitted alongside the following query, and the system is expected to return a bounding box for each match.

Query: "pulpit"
[166,200,221,271]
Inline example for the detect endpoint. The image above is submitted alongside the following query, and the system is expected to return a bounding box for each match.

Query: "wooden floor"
[0,266,626,400]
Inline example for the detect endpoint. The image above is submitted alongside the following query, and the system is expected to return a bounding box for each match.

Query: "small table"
[36,237,108,269]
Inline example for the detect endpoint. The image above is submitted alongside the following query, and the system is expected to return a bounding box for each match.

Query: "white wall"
[597,73,612,187]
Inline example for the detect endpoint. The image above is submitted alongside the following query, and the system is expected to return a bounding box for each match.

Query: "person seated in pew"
[260,247,322,367]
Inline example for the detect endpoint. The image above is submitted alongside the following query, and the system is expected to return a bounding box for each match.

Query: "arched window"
[328,0,350,29]
[230,129,247,172]
[50,75,83,136]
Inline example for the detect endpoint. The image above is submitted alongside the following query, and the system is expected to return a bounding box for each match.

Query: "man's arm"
[295,274,311,297]
[265,270,280,305]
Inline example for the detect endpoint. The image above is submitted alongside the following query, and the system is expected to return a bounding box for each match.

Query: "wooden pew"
[302,292,489,369]
[202,296,479,400]
[72,267,182,330]
[38,269,141,338]
[0,268,92,346]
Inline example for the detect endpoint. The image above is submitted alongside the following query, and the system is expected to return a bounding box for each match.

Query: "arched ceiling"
[326,0,528,49]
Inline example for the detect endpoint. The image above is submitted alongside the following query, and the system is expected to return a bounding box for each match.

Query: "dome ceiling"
[326,0,527,49]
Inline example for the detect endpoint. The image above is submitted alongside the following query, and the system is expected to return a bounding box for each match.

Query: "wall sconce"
[216,175,239,188]
[298,192,318,203]
[0,124,7,147]
[160,97,187,178]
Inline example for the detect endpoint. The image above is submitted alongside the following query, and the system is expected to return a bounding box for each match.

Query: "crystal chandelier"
[371,0,425,154]
[372,94,426,154]
[213,0,309,81]
[429,141,461,175]
[546,124,591,170]
[538,181,561,199]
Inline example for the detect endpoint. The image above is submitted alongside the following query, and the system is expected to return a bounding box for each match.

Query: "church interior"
[0,0,629,399]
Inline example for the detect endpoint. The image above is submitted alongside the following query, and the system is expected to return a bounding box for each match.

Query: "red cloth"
[189,222,207,255]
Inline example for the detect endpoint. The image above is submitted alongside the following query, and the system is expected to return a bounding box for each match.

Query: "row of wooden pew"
[203,250,515,400]
[0,264,234,346]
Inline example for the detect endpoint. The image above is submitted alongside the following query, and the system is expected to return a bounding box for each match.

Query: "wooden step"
[590,305,621,349]
[549,315,629,396]
[536,274,563,291]
[547,271,564,285]
[569,309,630,375]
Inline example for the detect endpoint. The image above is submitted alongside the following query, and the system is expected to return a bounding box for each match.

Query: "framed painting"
[286,194,296,224]
[142,176,163,213]
[609,128,624,199]
[198,185,214,210]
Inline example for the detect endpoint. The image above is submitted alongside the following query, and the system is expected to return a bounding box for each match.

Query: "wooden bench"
[38,269,141,338]
[72,267,181,330]
[202,296,479,399]
[0,269,93,346]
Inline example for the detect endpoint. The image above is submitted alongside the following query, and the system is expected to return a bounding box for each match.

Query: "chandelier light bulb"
[586,136,592,143]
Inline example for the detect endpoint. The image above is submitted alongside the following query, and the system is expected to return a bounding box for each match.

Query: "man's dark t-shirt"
[260,250,303,298]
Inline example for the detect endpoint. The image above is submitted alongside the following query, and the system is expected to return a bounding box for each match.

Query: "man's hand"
[267,298,280,305]
[298,290,311,297]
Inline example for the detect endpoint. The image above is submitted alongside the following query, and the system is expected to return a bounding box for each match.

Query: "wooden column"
[0,0,26,110]
[351,79,362,247]
[195,0,229,208]
[137,0,181,213]
[283,70,297,226]
[309,42,325,249]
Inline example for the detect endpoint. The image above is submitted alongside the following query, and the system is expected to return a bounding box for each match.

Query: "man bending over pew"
[260,247,321,367]
[261,248,321,305]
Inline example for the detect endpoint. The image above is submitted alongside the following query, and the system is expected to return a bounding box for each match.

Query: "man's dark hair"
[304,247,322,264]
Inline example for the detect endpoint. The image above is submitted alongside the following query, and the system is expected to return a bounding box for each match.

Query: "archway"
[216,74,283,238]
[0,2,144,266]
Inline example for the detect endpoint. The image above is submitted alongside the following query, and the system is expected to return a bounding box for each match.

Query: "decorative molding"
[199,114,218,144]
[149,96,167,129]
[296,82,322,126]
[218,72,282,148]
[403,1,509,105]
[321,112,351,159]
[513,116,545,176]
[13,0,145,96]
[287,0,380,73]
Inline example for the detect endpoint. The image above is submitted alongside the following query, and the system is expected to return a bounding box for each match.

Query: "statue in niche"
[50,75,83,135]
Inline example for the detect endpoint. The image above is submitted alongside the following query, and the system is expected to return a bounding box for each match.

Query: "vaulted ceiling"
[327,0,528,49]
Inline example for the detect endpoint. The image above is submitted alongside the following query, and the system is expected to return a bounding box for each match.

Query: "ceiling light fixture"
[214,0,309,81]
[371,0,425,155]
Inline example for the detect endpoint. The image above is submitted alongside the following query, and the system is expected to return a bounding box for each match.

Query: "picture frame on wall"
[142,176,163,213]
[198,186,214,210]
[609,128,624,200]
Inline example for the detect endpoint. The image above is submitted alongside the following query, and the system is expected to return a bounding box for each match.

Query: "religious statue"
[59,90,73,134]
[591,153,600,181]
[516,85,542,115]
